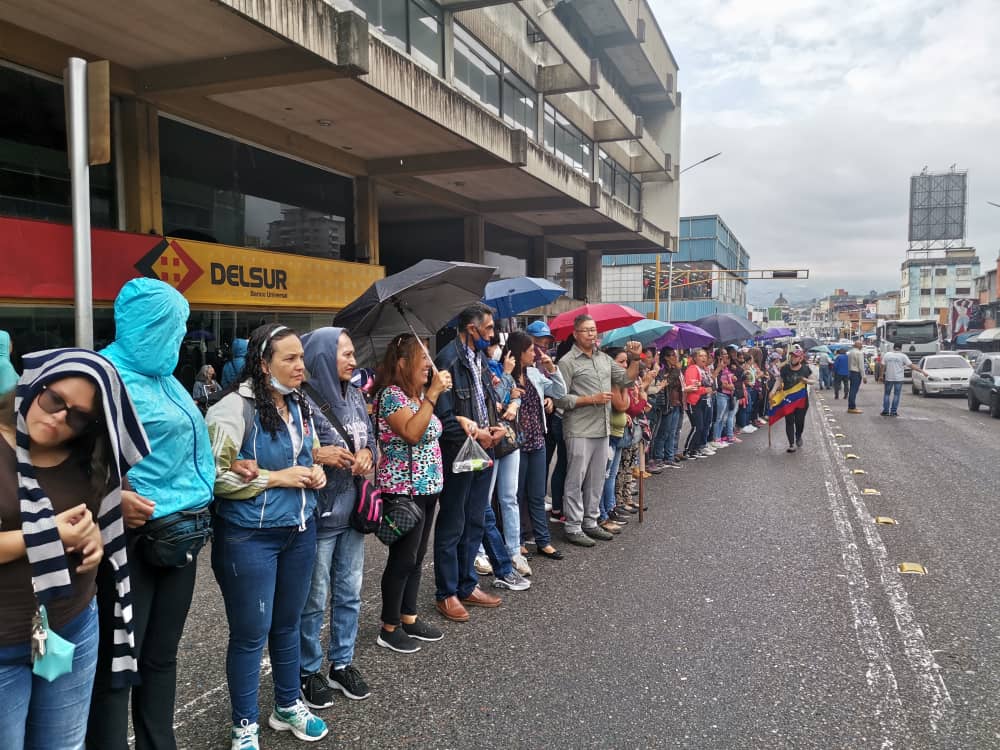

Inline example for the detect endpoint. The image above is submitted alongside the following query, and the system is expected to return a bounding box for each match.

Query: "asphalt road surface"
[170,382,1000,749]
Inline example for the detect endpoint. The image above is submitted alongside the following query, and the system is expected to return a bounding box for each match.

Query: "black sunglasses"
[37,384,101,433]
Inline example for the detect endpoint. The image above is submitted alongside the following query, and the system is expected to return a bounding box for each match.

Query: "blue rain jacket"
[0,331,17,395]
[101,278,215,518]
[221,338,248,387]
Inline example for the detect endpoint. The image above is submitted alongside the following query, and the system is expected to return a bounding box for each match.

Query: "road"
[170,382,1000,749]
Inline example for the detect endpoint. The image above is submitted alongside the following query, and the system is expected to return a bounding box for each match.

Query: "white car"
[911,354,974,396]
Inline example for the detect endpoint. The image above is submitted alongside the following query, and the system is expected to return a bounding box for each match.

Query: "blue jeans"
[820,367,833,389]
[659,406,681,461]
[882,381,903,414]
[300,527,364,674]
[492,450,521,560]
[725,396,738,438]
[481,502,514,578]
[0,598,98,750]
[517,446,551,548]
[651,405,672,460]
[848,372,862,409]
[712,393,730,441]
[434,457,492,600]
[212,516,317,725]
[600,436,623,520]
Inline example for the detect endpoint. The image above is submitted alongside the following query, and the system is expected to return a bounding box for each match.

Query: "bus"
[875,318,941,380]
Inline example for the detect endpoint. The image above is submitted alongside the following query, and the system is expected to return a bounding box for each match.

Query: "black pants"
[545,413,567,514]
[784,401,809,446]
[833,373,848,398]
[684,399,708,454]
[380,493,438,626]
[87,534,198,750]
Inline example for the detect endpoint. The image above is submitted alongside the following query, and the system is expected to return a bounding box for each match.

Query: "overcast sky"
[648,0,1000,306]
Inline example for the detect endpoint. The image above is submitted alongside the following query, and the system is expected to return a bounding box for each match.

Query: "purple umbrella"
[759,326,794,340]
[652,322,715,349]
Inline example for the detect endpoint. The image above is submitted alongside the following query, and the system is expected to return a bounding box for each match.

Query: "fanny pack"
[135,507,213,568]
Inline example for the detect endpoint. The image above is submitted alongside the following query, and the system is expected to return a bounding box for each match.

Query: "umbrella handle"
[395,300,440,374]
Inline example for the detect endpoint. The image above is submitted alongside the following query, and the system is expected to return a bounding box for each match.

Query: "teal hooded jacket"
[101,278,215,518]
[0,330,17,395]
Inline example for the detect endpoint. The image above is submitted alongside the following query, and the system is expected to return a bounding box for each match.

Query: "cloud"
[649,0,1000,304]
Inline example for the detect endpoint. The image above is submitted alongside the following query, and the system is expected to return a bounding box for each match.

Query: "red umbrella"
[548,303,646,341]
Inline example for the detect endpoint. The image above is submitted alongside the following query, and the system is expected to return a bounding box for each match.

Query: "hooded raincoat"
[0,330,17,394]
[301,327,372,534]
[221,338,248,387]
[100,278,215,517]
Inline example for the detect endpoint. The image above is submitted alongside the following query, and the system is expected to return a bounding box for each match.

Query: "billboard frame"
[908,170,967,248]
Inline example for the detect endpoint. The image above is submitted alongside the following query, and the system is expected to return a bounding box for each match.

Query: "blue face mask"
[470,328,490,352]
[270,376,295,395]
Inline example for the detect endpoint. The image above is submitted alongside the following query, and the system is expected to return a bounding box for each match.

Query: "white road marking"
[815,407,954,735]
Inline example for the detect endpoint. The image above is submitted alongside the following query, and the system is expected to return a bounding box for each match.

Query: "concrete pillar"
[464,216,485,264]
[355,177,379,264]
[528,236,548,278]
[585,249,602,302]
[119,99,163,235]
[442,11,455,83]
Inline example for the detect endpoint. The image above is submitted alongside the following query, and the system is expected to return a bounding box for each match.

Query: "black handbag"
[375,444,423,546]
[135,507,212,568]
[493,416,520,459]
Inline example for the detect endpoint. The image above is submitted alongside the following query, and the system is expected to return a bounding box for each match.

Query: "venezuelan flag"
[768,382,808,425]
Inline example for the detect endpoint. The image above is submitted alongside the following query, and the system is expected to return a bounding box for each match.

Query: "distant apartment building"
[899,248,980,319]
[601,214,749,321]
[267,207,346,259]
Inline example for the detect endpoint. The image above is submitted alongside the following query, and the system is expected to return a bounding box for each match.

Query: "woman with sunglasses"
[207,323,328,748]
[89,278,217,750]
[0,348,148,750]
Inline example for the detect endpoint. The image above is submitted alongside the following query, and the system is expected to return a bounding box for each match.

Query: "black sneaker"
[300,671,336,709]
[610,509,631,524]
[795,436,803,448]
[401,618,444,642]
[376,627,421,654]
[879,411,889,416]
[328,664,371,700]
[787,445,796,453]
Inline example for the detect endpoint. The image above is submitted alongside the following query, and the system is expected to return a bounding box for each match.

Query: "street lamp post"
[653,152,723,321]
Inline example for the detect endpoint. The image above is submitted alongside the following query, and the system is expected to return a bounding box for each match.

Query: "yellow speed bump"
[898,563,927,575]
[845,453,860,460]
[863,489,881,496]
[851,469,866,475]
[834,433,846,438]
[874,516,897,525]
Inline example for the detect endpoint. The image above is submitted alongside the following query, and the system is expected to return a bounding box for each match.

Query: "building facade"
[899,248,980,319]
[601,214,749,320]
[0,0,681,380]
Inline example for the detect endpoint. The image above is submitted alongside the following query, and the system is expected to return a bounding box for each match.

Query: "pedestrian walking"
[879,343,927,417]
[832,347,850,399]
[90,278,216,750]
[1,348,148,750]
[846,339,867,413]
[771,346,816,453]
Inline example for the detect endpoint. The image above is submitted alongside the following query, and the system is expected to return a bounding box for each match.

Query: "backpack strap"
[302,382,356,453]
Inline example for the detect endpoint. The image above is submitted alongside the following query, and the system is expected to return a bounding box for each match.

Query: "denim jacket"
[433,338,497,453]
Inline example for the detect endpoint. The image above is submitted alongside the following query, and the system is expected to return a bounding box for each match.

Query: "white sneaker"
[544,496,552,512]
[474,554,493,576]
[742,425,757,433]
[231,722,259,750]
[711,441,728,449]
[512,554,533,577]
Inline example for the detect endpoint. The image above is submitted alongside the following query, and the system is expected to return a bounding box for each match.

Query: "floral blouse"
[376,385,443,496]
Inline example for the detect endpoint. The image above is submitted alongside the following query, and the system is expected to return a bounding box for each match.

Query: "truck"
[875,318,941,381]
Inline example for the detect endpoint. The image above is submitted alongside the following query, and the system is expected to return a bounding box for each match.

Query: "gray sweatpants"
[563,436,609,534]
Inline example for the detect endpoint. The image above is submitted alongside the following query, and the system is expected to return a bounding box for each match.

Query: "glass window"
[614,168,629,203]
[454,25,500,116]
[159,118,353,260]
[0,65,117,228]
[956,287,971,295]
[629,175,641,211]
[544,104,593,178]
[409,0,442,74]
[502,71,535,139]
[935,267,948,276]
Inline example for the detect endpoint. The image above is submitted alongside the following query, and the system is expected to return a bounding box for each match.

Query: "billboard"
[950,298,983,339]
[908,171,967,243]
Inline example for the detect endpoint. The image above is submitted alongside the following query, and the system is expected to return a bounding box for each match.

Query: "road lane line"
[814,406,954,735]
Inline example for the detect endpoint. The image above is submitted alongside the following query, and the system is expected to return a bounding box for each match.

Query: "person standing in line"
[207,323,329,749]
[373,334,451,650]
[682,349,713,460]
[432,304,506,622]
[772,346,816,453]
[1,349,149,750]
[554,315,641,547]
[297,327,373,708]
[879,343,927,417]
[89,278,216,750]
[832,347,850,400]
[847,339,867,414]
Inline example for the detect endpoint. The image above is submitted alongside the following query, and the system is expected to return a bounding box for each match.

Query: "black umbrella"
[334,259,496,366]
[693,313,761,344]
[797,337,821,351]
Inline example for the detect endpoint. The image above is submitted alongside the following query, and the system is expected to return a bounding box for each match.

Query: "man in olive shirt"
[555,315,642,547]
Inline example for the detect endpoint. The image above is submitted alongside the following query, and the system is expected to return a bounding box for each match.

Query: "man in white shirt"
[846,339,867,413]
[880,343,927,416]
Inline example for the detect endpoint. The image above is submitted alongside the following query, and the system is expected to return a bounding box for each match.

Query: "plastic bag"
[452,434,494,473]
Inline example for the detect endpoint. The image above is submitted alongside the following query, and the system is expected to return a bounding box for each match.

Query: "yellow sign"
[155,237,384,310]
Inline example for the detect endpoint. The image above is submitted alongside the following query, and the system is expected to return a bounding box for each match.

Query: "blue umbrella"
[601,319,674,348]
[484,277,567,319]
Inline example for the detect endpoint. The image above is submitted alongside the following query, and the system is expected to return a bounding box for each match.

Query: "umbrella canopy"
[548,303,645,341]
[955,330,984,346]
[759,326,794,340]
[809,345,832,355]
[967,328,1000,343]
[797,336,821,351]
[652,322,715,350]
[601,319,674,348]
[334,259,496,365]
[693,313,761,344]
[484,277,566,319]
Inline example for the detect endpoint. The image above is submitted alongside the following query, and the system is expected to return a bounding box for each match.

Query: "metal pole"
[654,254,661,320]
[666,254,674,320]
[67,57,93,349]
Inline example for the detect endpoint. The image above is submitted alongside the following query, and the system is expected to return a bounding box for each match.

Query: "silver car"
[911,354,974,396]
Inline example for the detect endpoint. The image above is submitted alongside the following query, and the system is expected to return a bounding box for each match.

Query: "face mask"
[270,376,295,395]
[470,328,490,352]
[490,349,502,362]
